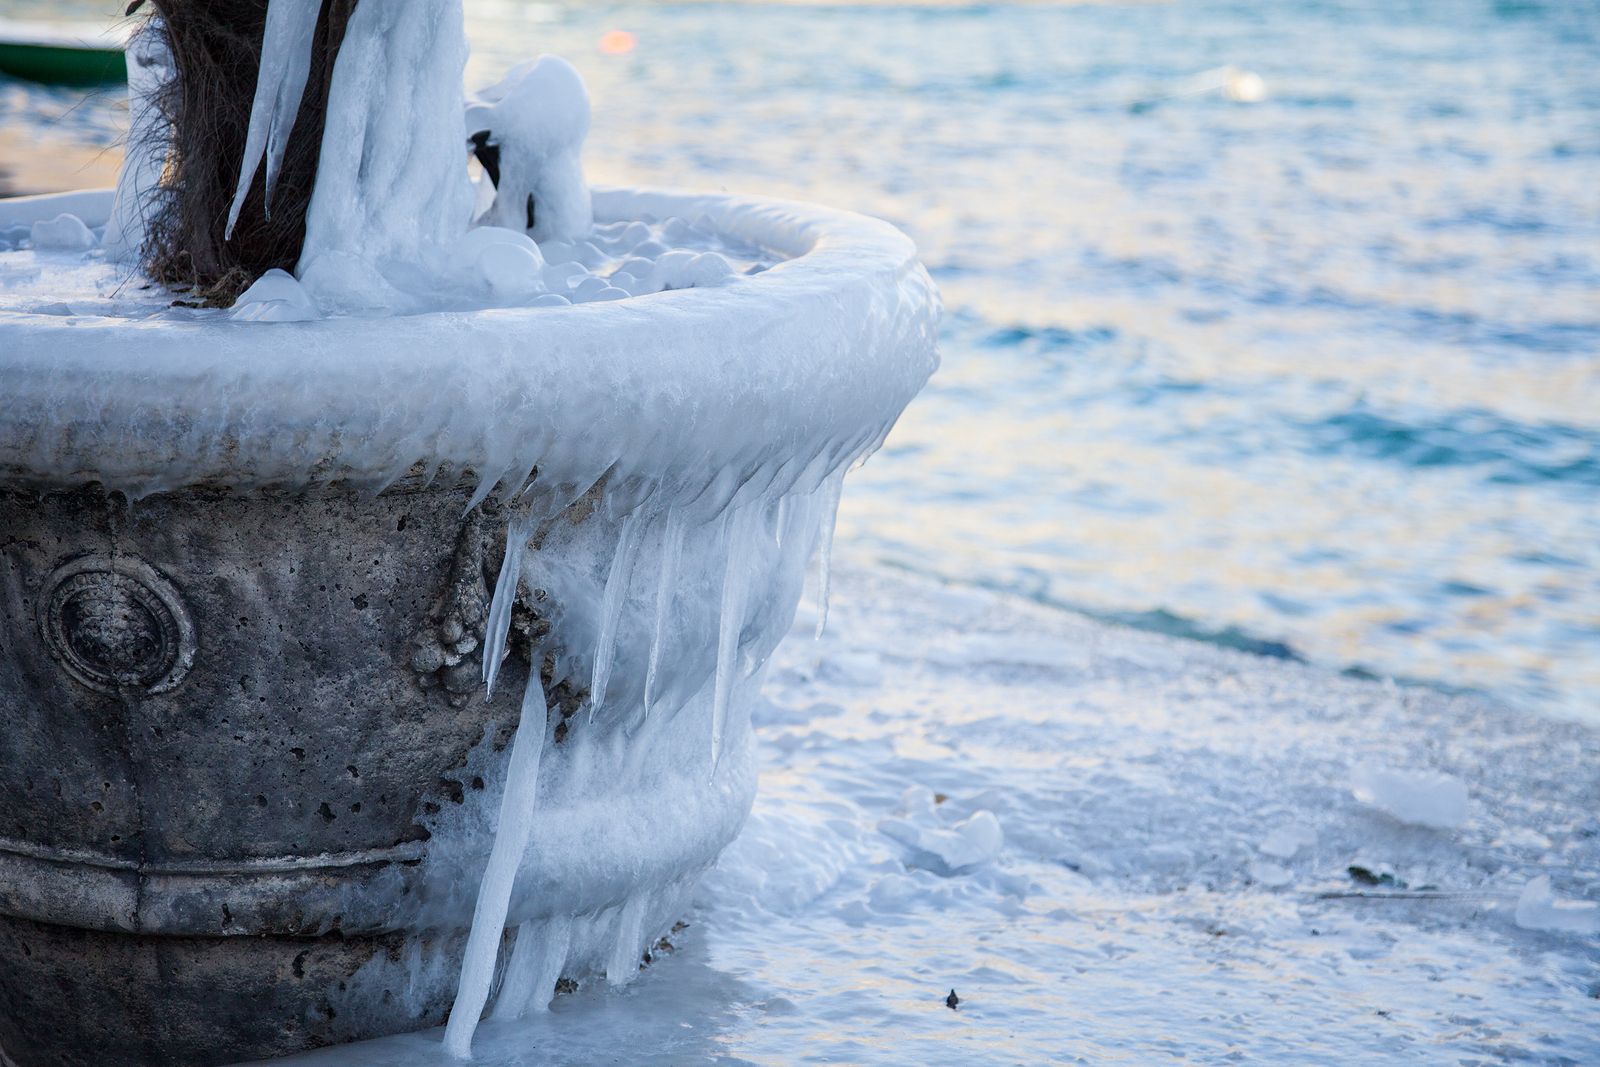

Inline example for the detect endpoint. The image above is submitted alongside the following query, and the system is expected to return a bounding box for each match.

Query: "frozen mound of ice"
[1514,875,1600,935]
[293,2,478,313]
[878,786,1005,877]
[29,213,96,252]
[1351,764,1469,830]
[466,55,593,244]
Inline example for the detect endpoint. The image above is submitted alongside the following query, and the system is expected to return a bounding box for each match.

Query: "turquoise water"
[3,0,1598,720]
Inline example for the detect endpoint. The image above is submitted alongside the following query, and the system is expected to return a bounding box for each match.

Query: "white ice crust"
[296,2,478,313]
[0,186,939,506]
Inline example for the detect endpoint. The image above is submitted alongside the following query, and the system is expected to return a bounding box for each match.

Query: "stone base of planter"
[0,916,466,1067]
[0,479,516,1065]
[0,474,760,1065]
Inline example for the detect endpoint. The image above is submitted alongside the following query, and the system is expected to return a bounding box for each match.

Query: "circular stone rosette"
[38,554,196,696]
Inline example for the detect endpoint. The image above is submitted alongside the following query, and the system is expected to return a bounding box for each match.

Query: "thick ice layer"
[0,187,937,506]
[300,469,844,1061]
[295,1,477,311]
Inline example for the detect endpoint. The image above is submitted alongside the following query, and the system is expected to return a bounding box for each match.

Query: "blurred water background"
[2,0,1597,722]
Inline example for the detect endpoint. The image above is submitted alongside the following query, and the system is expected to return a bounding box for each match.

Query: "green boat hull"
[0,40,124,86]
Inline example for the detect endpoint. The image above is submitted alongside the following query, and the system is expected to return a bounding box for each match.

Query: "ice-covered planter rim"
[0,185,939,501]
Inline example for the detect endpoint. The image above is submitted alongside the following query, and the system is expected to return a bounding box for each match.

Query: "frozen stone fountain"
[0,4,937,1065]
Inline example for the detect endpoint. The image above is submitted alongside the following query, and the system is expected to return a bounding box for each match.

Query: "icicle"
[587,510,644,723]
[443,668,549,1060]
[814,469,846,639]
[482,508,534,698]
[225,0,321,238]
[604,895,649,987]
[775,495,791,547]
[643,510,685,716]
[490,916,571,1020]
[711,509,755,775]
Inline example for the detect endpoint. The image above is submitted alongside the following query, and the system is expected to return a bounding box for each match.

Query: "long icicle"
[814,469,846,639]
[711,509,752,775]
[443,667,549,1059]
[604,895,650,987]
[643,510,685,716]
[225,0,320,237]
[483,507,535,698]
[588,510,643,723]
[490,915,572,1020]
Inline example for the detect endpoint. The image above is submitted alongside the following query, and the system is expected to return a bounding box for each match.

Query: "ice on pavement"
[1351,764,1471,831]
[258,558,1600,1066]
[1515,876,1600,936]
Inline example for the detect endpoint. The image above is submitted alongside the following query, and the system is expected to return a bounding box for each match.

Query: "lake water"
[1,2,1597,1064]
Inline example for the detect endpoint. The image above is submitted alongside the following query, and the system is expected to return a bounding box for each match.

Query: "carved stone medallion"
[38,555,195,695]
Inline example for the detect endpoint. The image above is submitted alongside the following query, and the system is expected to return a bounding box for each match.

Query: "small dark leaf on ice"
[1347,865,1402,887]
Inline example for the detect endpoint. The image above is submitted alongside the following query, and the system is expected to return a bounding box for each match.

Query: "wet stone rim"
[38,555,195,696]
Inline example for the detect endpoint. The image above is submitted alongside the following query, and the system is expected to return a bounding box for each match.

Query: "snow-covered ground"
[262,554,1600,1065]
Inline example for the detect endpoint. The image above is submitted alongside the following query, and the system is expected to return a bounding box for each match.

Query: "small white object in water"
[468,55,593,243]
[1514,875,1600,935]
[684,252,734,287]
[1351,764,1469,830]
[1224,67,1267,103]
[29,214,96,252]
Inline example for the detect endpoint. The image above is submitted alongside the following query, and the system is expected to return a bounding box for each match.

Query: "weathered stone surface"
[0,479,523,1065]
[0,915,476,1067]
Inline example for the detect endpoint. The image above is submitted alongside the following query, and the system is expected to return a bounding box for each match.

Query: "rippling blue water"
[3,0,1597,720]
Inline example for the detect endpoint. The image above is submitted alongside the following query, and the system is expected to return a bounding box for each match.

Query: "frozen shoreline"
[260,554,1600,1066]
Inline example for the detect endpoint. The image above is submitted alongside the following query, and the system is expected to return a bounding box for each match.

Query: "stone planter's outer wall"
[0,481,520,1066]
[0,185,939,1067]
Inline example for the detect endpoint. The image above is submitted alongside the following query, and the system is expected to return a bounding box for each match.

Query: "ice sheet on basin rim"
[0,186,939,504]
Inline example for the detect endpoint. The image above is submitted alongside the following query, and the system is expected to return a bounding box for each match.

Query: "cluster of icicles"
[440,470,846,1057]
[198,0,907,1058]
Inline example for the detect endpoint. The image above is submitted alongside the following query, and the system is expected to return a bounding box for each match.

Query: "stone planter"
[0,186,937,1065]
